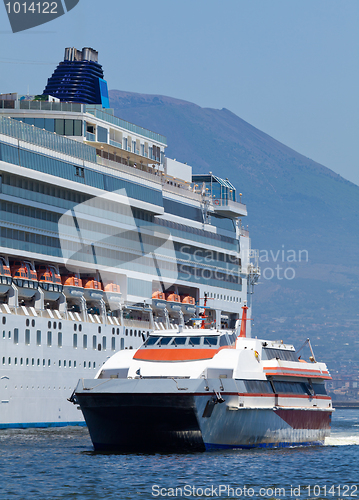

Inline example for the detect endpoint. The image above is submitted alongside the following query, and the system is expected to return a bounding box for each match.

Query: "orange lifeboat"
[104,283,121,293]
[180,295,195,305]
[37,265,62,292]
[62,274,83,288]
[165,293,180,303]
[11,260,38,290]
[83,278,103,290]
[0,257,12,291]
[152,291,165,300]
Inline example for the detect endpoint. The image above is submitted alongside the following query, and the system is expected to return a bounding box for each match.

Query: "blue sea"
[0,409,358,500]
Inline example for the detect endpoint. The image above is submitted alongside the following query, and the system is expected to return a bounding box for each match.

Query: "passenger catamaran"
[0,47,257,428]
[73,301,333,451]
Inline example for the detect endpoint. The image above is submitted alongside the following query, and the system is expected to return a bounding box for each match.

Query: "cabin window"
[98,326,101,334]
[145,336,160,346]
[25,329,30,345]
[102,337,106,350]
[26,319,30,327]
[244,380,273,394]
[53,322,57,330]
[189,337,201,346]
[311,383,327,395]
[120,338,124,350]
[92,335,97,349]
[73,334,78,348]
[14,328,19,344]
[159,337,172,346]
[2,357,4,365]
[125,329,128,336]
[58,332,62,347]
[83,334,88,349]
[48,321,51,328]
[111,338,116,351]
[2,317,6,325]
[272,381,311,395]
[204,336,219,347]
[171,337,186,346]
[36,330,41,346]
[263,348,297,362]
[47,331,52,347]
[32,319,35,327]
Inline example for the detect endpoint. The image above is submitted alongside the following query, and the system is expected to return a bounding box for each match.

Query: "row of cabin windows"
[208,292,241,303]
[8,329,115,351]
[1,357,96,368]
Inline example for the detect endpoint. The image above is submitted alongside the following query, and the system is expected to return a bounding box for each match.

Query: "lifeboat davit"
[0,257,12,295]
[10,260,38,297]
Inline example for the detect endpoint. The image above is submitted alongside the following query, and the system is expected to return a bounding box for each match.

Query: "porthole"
[26,319,30,327]
[31,319,35,327]
[79,324,82,332]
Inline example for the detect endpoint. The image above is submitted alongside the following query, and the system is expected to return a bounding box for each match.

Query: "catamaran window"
[263,348,298,362]
[311,383,327,395]
[146,336,160,346]
[220,335,230,347]
[171,337,187,346]
[273,381,311,395]
[204,337,219,347]
[189,337,201,346]
[244,380,273,394]
[159,337,172,346]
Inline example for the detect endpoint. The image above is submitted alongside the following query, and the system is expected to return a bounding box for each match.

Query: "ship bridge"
[192,174,247,218]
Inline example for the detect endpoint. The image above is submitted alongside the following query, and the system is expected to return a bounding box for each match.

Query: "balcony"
[86,131,96,142]
[212,198,247,218]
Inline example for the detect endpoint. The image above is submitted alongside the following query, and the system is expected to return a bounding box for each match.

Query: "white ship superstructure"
[0,47,255,428]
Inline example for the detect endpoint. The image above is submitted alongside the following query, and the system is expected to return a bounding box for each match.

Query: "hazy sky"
[1,0,358,185]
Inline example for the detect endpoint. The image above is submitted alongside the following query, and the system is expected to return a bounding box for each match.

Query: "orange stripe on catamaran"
[134,348,219,362]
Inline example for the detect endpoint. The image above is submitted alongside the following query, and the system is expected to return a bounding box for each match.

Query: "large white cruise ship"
[0,47,257,428]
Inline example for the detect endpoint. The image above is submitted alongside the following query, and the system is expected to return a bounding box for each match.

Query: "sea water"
[0,409,358,500]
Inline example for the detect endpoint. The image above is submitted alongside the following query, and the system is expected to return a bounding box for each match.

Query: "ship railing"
[123,319,150,328]
[96,155,162,184]
[162,181,202,201]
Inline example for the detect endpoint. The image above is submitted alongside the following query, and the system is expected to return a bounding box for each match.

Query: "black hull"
[77,393,205,452]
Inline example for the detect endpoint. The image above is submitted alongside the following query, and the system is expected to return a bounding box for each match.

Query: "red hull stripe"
[275,409,332,429]
[264,367,331,379]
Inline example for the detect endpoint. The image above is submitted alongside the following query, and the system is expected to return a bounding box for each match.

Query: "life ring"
[214,199,220,205]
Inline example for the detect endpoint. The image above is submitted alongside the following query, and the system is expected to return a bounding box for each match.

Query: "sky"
[0,0,358,186]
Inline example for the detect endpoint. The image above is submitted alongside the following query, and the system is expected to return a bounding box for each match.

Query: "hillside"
[109,89,359,380]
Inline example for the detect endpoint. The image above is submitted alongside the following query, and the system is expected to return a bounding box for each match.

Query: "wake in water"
[325,435,359,446]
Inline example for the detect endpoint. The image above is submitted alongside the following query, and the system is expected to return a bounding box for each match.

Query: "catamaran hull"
[75,379,332,452]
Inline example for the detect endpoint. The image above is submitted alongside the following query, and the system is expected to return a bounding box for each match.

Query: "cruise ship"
[0,47,256,428]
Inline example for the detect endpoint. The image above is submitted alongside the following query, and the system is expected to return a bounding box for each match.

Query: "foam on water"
[325,435,359,446]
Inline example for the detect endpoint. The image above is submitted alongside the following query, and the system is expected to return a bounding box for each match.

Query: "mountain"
[109,89,359,381]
